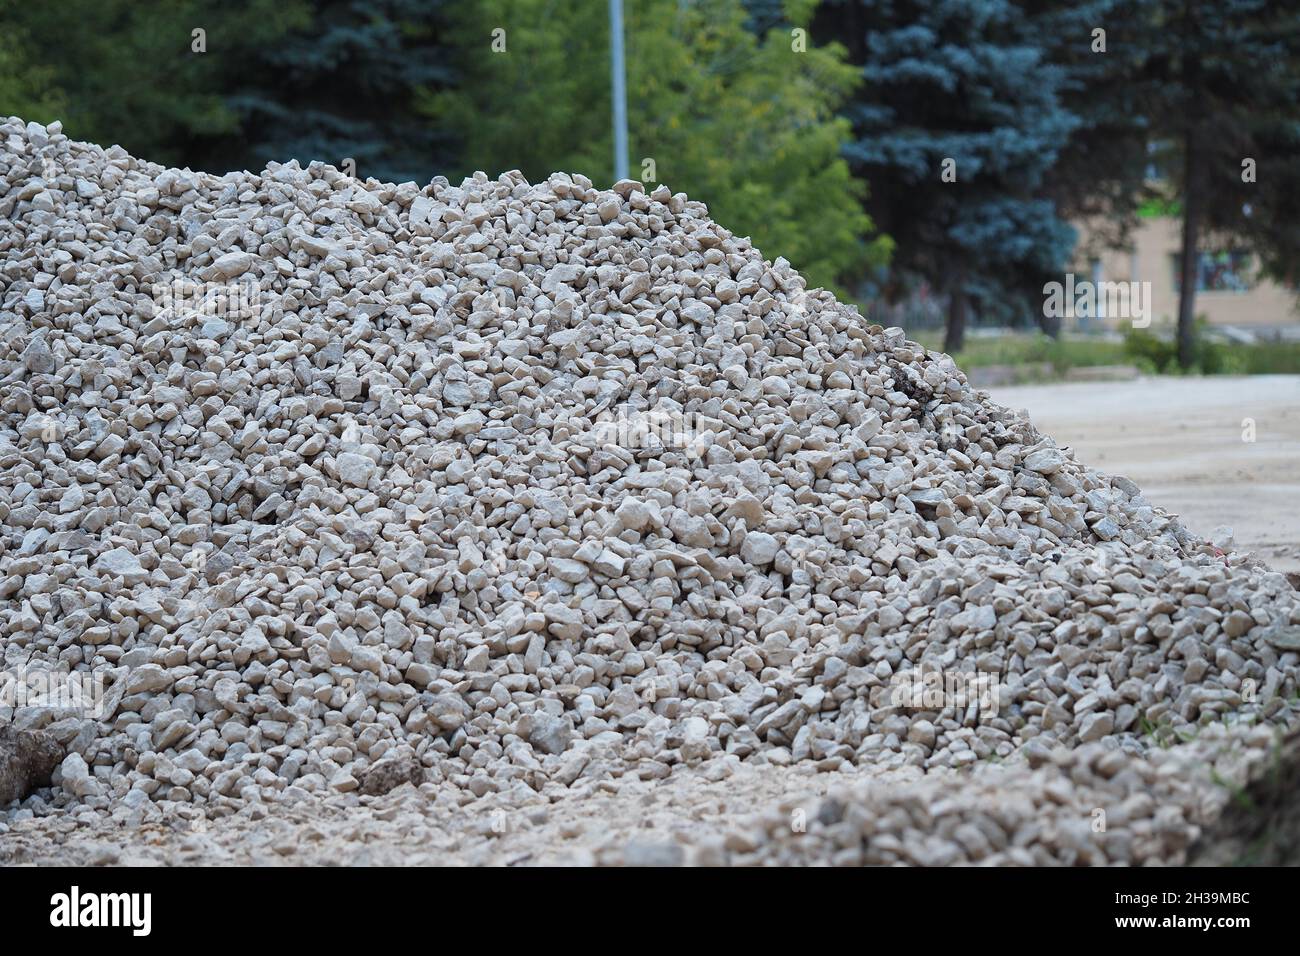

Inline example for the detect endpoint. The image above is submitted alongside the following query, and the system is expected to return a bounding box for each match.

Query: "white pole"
[609,0,629,182]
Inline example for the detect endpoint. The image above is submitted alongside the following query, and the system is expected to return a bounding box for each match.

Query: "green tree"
[822,0,1081,352]
[1030,0,1154,252]
[1140,0,1300,368]
[430,0,887,295]
[0,26,65,122]
[2,0,308,168]
[220,0,455,184]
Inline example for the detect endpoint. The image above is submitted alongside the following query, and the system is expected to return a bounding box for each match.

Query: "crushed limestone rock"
[2,117,1299,864]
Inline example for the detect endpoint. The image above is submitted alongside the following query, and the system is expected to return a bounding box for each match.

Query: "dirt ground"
[991,375,1300,573]
[4,375,1297,866]
[0,760,891,866]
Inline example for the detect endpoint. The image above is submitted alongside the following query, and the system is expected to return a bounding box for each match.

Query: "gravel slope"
[3,118,1299,865]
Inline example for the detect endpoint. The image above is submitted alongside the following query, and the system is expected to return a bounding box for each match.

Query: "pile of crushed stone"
[2,117,1299,862]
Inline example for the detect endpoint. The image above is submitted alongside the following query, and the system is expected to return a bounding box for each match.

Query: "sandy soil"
[990,375,1300,573]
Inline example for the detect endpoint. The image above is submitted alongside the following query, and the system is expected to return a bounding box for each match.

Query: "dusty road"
[991,375,1300,572]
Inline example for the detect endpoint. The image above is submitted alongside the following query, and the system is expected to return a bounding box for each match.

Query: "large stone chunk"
[358,756,425,796]
[0,726,63,805]
[336,452,377,487]
[524,713,573,756]
[94,547,146,584]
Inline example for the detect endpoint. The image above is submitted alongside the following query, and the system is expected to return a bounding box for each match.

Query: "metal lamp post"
[609,0,629,182]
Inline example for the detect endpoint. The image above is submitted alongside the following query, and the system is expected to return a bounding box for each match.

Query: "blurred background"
[2,0,1299,379]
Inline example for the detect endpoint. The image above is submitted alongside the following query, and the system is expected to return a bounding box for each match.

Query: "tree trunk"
[1037,298,1061,339]
[944,272,968,354]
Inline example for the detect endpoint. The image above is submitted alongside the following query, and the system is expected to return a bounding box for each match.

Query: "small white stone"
[741,532,779,565]
[336,452,376,487]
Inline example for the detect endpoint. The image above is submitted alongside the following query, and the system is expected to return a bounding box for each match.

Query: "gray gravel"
[2,117,1299,864]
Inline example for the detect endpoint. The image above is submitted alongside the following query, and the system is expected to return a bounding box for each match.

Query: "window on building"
[1170,250,1254,293]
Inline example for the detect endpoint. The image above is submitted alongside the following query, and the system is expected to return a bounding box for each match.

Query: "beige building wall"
[1071,217,1299,330]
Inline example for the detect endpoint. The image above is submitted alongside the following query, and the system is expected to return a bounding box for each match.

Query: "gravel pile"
[701,727,1270,865]
[2,118,1299,859]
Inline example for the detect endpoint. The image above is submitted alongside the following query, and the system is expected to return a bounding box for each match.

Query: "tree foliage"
[2,0,308,168]
[2,0,1297,349]
[1138,0,1300,366]
[221,0,455,183]
[821,0,1080,350]
[431,0,888,295]
[1028,0,1153,253]
[0,24,65,122]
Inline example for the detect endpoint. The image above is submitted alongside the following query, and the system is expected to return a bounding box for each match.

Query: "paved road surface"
[991,375,1300,572]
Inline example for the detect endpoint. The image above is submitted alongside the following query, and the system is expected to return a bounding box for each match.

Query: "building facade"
[1071,216,1299,334]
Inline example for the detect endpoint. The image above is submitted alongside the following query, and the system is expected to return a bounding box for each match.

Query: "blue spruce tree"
[823,0,1080,352]
[218,0,454,184]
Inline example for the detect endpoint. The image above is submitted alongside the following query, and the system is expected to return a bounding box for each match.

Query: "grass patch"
[911,329,1300,377]
[912,332,1129,375]
[1124,324,1300,375]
